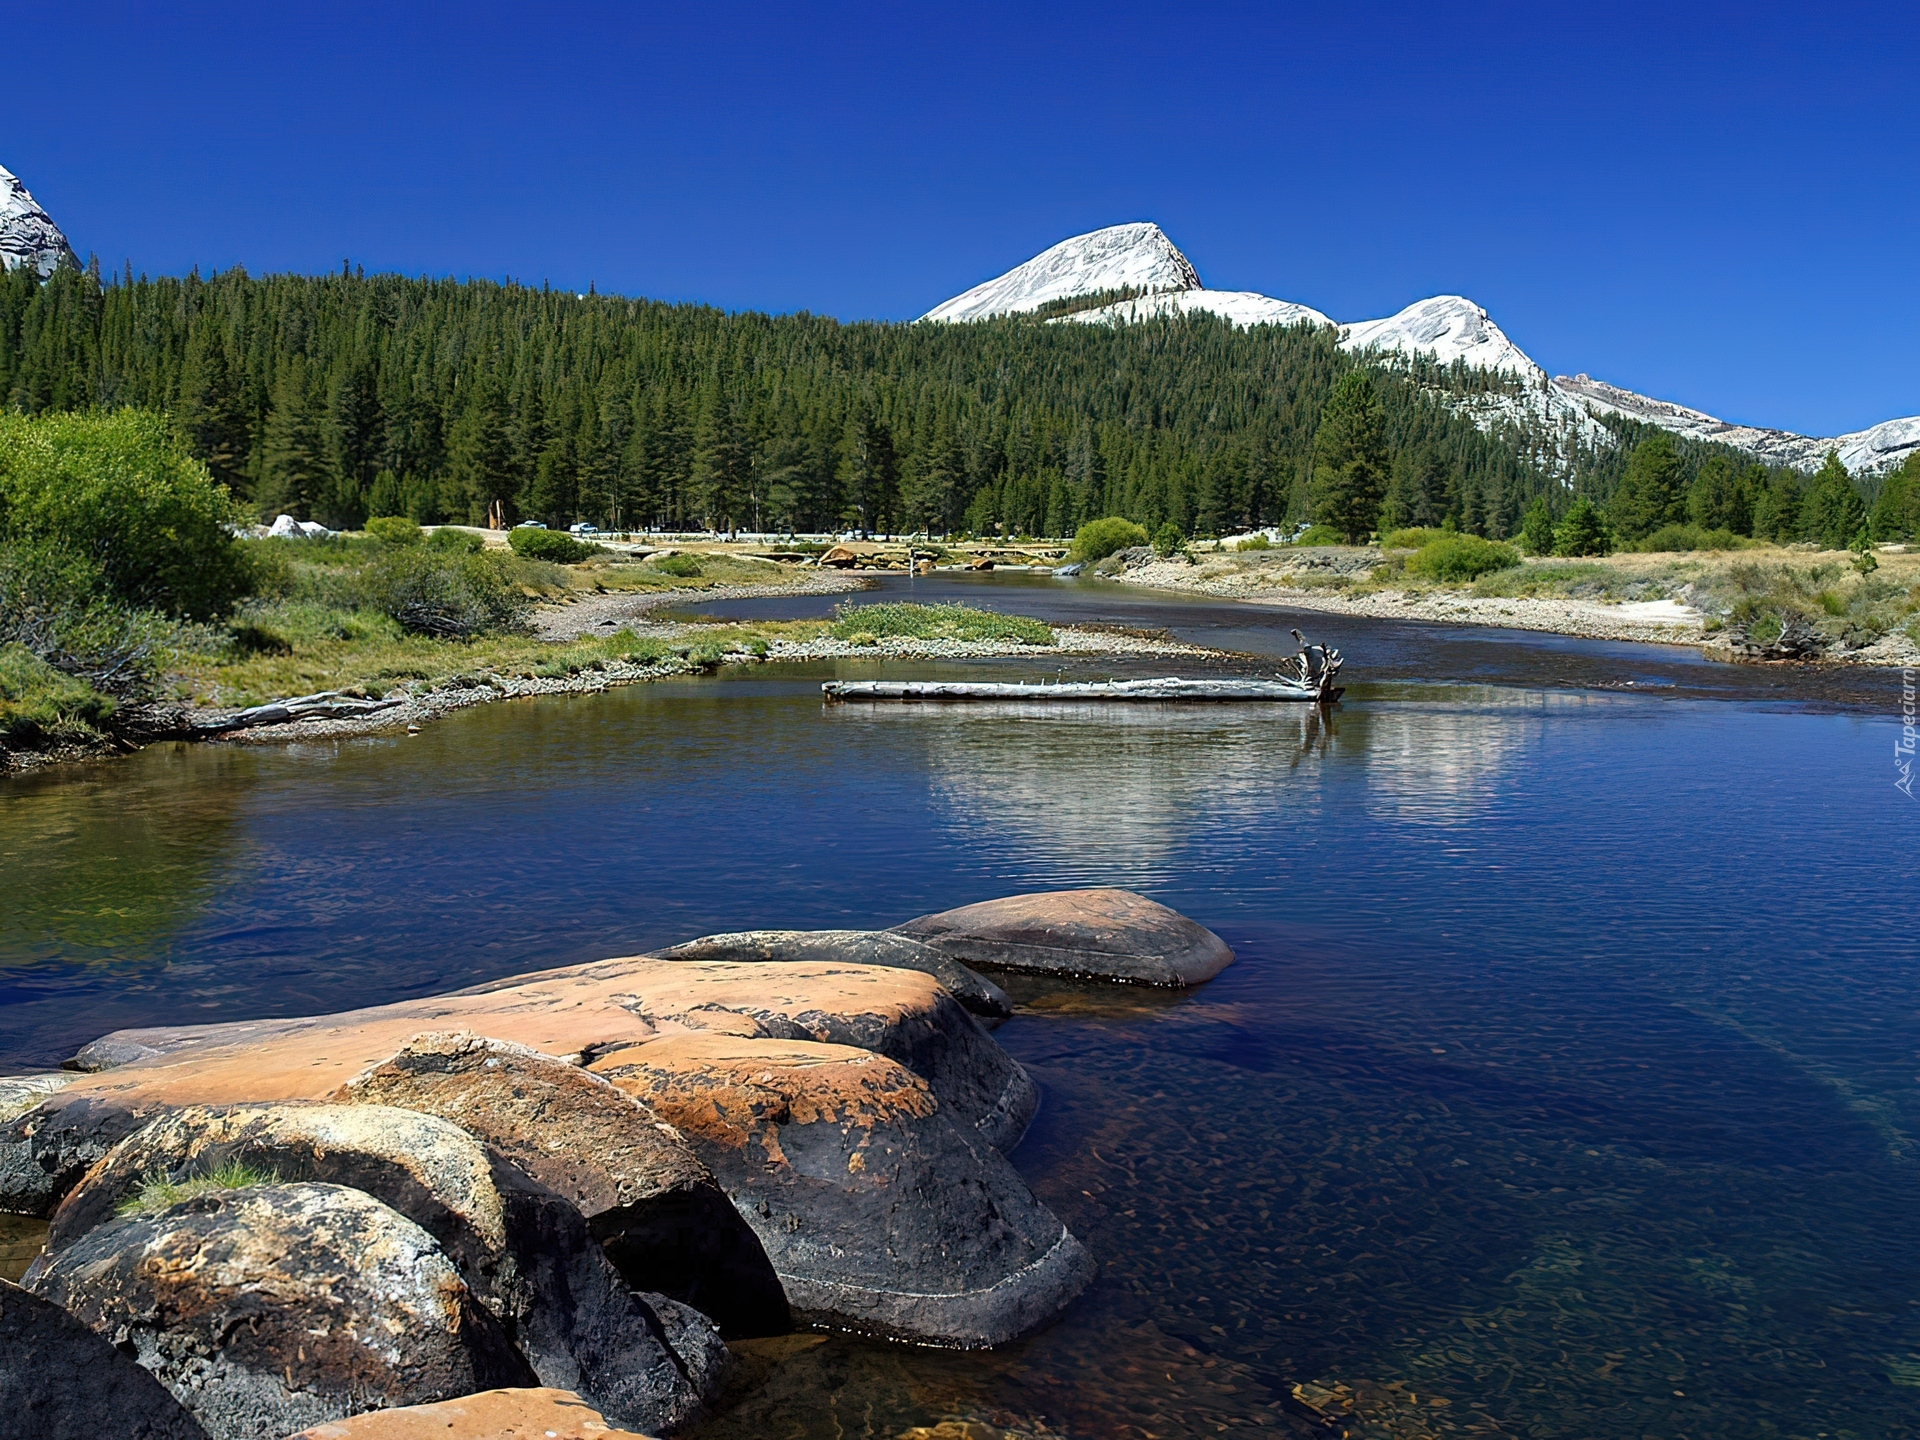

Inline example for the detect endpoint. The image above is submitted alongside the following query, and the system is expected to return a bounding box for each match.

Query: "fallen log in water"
[822,676,1339,703]
[195,690,407,733]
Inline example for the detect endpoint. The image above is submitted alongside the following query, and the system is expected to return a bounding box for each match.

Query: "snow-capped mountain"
[920,223,1200,322]
[0,163,76,278]
[923,224,1917,477]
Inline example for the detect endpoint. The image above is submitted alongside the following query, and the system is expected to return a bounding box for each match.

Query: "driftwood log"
[194,691,406,734]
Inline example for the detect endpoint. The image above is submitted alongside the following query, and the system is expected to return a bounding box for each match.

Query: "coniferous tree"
[1609,434,1685,540]
[1799,451,1866,549]
[1307,370,1388,542]
[448,377,514,527]
[1554,496,1611,556]
[690,383,749,531]
[1752,468,1803,541]
[177,328,251,497]
[1518,496,1555,554]
[257,359,328,520]
[1687,455,1750,533]
[1869,452,1920,541]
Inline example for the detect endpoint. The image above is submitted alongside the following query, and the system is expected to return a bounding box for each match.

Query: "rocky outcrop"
[0,1278,210,1440]
[43,1103,723,1436]
[26,1182,533,1438]
[655,929,1011,1019]
[589,1033,1094,1347]
[283,1387,653,1440]
[333,1032,788,1338]
[894,886,1234,986]
[0,164,77,278]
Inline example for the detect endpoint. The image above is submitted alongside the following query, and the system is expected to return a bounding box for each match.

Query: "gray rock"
[44,1102,721,1437]
[655,928,1012,1019]
[893,886,1234,986]
[0,1278,210,1440]
[26,1182,532,1439]
[332,1032,788,1340]
[0,1090,149,1216]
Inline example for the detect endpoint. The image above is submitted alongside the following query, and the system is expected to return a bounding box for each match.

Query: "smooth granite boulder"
[0,1278,210,1440]
[654,929,1012,1019]
[588,1032,1094,1348]
[26,1182,533,1439]
[44,1103,721,1436]
[893,887,1234,986]
[284,1387,652,1440]
[332,1032,787,1338]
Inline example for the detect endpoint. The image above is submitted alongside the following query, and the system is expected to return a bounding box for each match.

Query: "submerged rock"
[26,1182,533,1438]
[0,1278,210,1440]
[44,1102,722,1436]
[655,929,1012,1019]
[282,1387,653,1440]
[893,886,1234,986]
[589,1033,1094,1348]
[333,1032,788,1339]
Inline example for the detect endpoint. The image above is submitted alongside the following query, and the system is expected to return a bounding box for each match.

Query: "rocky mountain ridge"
[924,223,1916,477]
[0,163,76,278]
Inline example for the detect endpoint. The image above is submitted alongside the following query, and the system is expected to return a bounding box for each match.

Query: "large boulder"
[43,1103,722,1436]
[654,929,1012,1019]
[0,1088,150,1216]
[332,1032,787,1338]
[893,886,1234,986]
[283,1387,653,1440]
[589,1033,1094,1348]
[0,1278,210,1440]
[25,1182,533,1439]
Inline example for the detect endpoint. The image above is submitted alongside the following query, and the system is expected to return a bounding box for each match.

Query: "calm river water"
[2,575,1914,1439]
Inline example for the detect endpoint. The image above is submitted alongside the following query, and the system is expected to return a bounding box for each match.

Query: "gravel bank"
[532,573,867,640]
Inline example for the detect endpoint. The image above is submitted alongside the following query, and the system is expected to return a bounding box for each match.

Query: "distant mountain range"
[922,223,1918,478]
[0,164,76,279]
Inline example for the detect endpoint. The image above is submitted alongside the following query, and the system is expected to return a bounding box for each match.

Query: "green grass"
[827,602,1053,645]
[0,643,116,745]
[115,1158,280,1216]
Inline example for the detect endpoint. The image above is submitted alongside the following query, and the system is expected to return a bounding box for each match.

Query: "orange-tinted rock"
[654,929,1011,1019]
[893,887,1234,986]
[589,1034,1093,1347]
[284,1386,651,1438]
[333,1032,787,1338]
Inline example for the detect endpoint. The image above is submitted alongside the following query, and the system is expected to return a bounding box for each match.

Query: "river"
[2,574,1914,1438]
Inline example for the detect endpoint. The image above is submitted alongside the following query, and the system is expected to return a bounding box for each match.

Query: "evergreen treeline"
[1,261,1599,538]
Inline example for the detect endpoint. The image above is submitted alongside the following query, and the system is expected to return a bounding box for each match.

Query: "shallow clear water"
[3,578,1915,1438]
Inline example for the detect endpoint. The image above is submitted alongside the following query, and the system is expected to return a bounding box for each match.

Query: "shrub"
[0,410,251,619]
[1631,523,1753,554]
[364,516,423,546]
[1152,522,1187,558]
[0,642,116,744]
[508,527,599,563]
[1069,517,1150,563]
[362,549,528,638]
[1293,524,1344,546]
[426,527,486,553]
[1553,498,1612,557]
[1518,499,1555,556]
[1406,534,1522,581]
[1381,527,1451,550]
[650,553,704,578]
[1235,534,1272,551]
[828,601,1052,645]
[0,540,178,702]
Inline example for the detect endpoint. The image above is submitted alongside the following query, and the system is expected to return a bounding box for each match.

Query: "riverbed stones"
[0,1278,210,1440]
[283,1387,653,1440]
[25,1182,533,1438]
[655,929,1012,1019]
[588,1033,1095,1347]
[331,1032,788,1338]
[42,1102,722,1436]
[893,886,1234,986]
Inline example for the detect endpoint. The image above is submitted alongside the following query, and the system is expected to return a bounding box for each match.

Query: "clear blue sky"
[9,1,1914,436]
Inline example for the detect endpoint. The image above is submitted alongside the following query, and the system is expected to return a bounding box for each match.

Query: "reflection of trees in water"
[831,704,1340,882]
[0,750,246,966]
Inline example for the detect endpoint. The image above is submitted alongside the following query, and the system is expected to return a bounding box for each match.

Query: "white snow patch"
[1066,288,1333,330]
[921,223,1200,322]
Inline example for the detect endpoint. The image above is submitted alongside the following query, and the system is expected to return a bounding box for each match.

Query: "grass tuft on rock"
[828,602,1052,645]
[116,1159,280,1216]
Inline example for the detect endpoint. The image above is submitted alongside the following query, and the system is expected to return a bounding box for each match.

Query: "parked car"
[569,522,600,536]
[513,520,547,530]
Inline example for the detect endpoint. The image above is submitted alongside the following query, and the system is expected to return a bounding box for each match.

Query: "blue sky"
[10,1,1914,436]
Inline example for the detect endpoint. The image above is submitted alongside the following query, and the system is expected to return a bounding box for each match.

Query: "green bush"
[426,527,486,553]
[1631,523,1754,554]
[1069,517,1149,563]
[1293,524,1344,546]
[363,549,529,638]
[507,527,599,563]
[0,642,116,744]
[1406,534,1522,581]
[650,553,704,578]
[0,410,250,619]
[1381,526,1451,550]
[1235,534,1272,551]
[1553,498,1612,557]
[1152,522,1187,558]
[364,516,423,546]
[0,540,179,702]
[827,602,1052,645]
[1518,499,1556,556]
